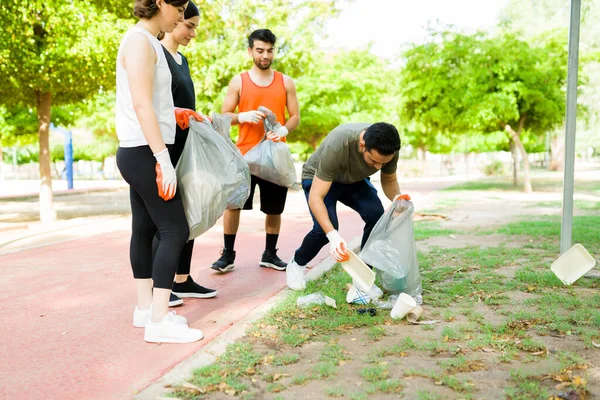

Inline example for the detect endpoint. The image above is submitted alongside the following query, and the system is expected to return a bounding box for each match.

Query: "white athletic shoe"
[144,312,204,344]
[286,258,306,291]
[133,306,187,328]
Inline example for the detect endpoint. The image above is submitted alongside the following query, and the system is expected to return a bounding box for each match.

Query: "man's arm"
[221,75,242,125]
[381,172,401,201]
[283,75,300,133]
[307,177,334,234]
[267,75,300,141]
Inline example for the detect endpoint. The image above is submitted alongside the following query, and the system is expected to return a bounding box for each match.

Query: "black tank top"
[162,45,196,164]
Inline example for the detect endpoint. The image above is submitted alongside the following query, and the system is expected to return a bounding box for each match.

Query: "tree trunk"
[549,134,564,171]
[37,91,56,222]
[505,119,532,193]
[510,139,518,186]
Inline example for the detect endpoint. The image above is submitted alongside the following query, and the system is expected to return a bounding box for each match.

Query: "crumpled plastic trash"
[371,294,399,309]
[297,293,337,308]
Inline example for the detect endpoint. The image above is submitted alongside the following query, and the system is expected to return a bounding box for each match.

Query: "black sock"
[265,233,278,252]
[224,234,236,251]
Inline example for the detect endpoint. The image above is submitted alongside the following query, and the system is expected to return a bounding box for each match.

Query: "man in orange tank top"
[211,29,300,273]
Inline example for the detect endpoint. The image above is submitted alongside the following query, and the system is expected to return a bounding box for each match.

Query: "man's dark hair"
[364,122,401,155]
[248,29,276,48]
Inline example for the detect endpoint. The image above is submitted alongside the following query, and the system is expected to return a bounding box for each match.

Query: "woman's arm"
[122,33,166,154]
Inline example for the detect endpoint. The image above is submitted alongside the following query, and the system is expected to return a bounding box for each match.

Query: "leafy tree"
[500,0,600,165]
[399,31,568,192]
[293,49,392,149]
[0,1,129,221]
[184,0,342,114]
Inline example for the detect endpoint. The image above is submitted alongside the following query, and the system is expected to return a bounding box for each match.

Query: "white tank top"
[115,26,176,147]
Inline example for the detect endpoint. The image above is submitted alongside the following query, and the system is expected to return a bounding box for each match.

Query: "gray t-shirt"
[301,123,399,184]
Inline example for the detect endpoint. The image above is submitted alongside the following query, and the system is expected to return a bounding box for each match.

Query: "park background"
[1,0,599,219]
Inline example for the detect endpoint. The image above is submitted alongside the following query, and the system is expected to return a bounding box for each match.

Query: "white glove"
[275,125,289,138]
[238,110,265,124]
[326,230,348,262]
[154,148,177,200]
[266,126,288,142]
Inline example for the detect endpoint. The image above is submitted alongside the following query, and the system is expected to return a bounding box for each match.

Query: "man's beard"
[254,58,272,70]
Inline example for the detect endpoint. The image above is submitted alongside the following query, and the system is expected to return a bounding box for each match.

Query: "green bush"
[483,160,505,176]
[7,141,117,165]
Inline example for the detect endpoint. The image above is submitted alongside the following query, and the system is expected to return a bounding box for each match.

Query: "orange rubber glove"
[174,108,203,130]
[393,194,411,202]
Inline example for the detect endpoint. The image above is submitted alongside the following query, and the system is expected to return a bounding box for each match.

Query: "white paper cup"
[390,293,417,319]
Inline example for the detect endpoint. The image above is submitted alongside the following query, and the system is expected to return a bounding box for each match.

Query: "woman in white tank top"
[115,0,203,344]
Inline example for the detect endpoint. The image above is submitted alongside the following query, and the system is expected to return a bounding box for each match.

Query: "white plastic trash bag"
[209,113,251,209]
[176,119,248,239]
[360,198,423,303]
[178,170,222,240]
[243,139,299,190]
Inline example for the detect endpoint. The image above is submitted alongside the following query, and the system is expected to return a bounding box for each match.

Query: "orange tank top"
[237,71,287,155]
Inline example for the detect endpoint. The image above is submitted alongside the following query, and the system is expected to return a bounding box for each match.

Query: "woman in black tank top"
[157,2,218,304]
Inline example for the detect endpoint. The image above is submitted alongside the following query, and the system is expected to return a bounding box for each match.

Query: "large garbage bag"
[360,197,423,303]
[209,113,251,209]
[241,106,298,190]
[176,118,249,239]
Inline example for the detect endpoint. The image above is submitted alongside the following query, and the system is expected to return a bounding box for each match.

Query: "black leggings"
[152,235,193,275]
[152,131,193,276]
[116,145,189,289]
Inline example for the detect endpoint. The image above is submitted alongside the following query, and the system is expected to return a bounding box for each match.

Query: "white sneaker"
[133,306,187,328]
[144,312,204,343]
[286,258,306,291]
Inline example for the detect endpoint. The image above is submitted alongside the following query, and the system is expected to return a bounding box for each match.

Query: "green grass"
[439,356,487,374]
[324,386,345,397]
[504,370,550,400]
[172,343,260,397]
[373,344,411,358]
[439,375,473,393]
[360,365,390,382]
[266,383,286,393]
[367,326,387,341]
[349,392,369,400]
[320,341,351,365]
[404,368,431,378]
[444,177,600,193]
[496,215,600,255]
[272,352,300,366]
[312,362,337,379]
[367,379,403,394]
[417,390,442,400]
[414,221,456,240]
[530,200,600,211]
[291,375,310,386]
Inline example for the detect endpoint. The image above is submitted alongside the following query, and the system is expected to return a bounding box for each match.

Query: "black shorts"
[242,175,288,215]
